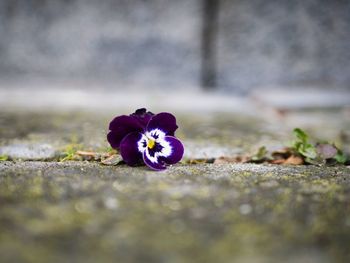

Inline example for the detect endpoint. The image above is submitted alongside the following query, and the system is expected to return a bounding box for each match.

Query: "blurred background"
[1,2,350,262]
[0,0,349,95]
[0,0,350,142]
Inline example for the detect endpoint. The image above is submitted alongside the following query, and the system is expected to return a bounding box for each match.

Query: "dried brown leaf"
[214,156,250,164]
[101,154,123,165]
[271,147,293,159]
[283,154,304,165]
[269,159,286,164]
[76,150,97,157]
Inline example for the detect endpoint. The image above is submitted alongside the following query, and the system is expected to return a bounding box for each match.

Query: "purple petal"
[108,115,144,148]
[143,151,166,171]
[107,131,122,149]
[146,112,178,136]
[130,108,154,127]
[163,136,184,164]
[120,132,143,166]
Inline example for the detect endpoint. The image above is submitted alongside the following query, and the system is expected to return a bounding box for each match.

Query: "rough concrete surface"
[0,104,349,263]
[0,161,350,263]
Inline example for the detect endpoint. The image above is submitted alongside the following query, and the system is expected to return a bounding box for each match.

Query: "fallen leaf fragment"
[283,154,304,165]
[76,151,97,157]
[271,147,292,160]
[269,159,286,164]
[269,147,305,164]
[214,156,250,164]
[101,154,123,165]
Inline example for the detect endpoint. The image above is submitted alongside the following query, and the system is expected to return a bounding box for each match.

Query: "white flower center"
[137,129,172,163]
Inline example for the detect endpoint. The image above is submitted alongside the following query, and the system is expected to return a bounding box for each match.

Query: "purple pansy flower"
[107,108,184,170]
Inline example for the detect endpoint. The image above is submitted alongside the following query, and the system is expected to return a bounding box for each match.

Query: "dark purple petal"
[120,132,143,166]
[146,112,178,136]
[163,136,184,164]
[130,108,154,127]
[108,115,144,148]
[109,115,143,131]
[143,151,166,171]
[107,131,122,149]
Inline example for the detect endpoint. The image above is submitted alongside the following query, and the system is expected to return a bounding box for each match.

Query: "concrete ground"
[0,87,350,263]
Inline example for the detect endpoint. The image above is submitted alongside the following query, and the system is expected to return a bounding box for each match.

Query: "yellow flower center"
[147,139,156,149]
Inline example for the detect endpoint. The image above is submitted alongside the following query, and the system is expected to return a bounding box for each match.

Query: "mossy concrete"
[0,109,349,262]
[0,110,273,160]
[1,161,349,263]
[1,109,348,160]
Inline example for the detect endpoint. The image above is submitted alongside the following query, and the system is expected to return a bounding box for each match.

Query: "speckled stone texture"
[0,161,349,263]
[0,108,349,263]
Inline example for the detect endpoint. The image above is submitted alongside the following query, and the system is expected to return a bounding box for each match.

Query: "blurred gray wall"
[0,0,201,88]
[218,0,350,92]
[0,0,349,91]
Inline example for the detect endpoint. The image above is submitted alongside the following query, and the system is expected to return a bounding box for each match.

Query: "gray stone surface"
[218,0,350,90]
[0,161,349,263]
[1,0,349,90]
[0,0,200,87]
[0,104,349,262]
[0,106,349,160]
[0,109,271,161]
[0,143,57,160]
